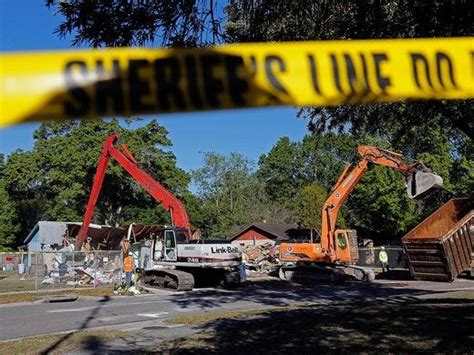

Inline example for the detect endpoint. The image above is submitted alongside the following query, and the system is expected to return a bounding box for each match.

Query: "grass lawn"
[0,271,48,293]
[0,270,91,293]
[166,307,297,325]
[0,270,118,303]
[0,286,115,304]
[155,297,474,353]
[0,330,130,354]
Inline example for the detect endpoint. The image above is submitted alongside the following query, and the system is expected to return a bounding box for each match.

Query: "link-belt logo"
[211,246,240,254]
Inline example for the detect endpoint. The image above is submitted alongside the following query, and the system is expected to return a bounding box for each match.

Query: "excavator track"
[336,265,375,282]
[279,264,374,284]
[141,269,194,291]
[279,264,346,284]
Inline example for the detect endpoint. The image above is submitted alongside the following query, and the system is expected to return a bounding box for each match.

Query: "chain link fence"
[0,251,124,294]
[357,246,408,269]
[1,246,408,293]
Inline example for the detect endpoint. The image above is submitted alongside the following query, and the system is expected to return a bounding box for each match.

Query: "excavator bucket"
[406,170,443,198]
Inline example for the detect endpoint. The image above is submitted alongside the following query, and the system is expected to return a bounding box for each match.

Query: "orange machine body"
[280,229,357,264]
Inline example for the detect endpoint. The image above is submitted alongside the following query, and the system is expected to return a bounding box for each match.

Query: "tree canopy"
[191,152,271,237]
[46,0,226,47]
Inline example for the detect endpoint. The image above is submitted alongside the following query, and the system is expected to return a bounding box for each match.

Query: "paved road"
[1,278,473,342]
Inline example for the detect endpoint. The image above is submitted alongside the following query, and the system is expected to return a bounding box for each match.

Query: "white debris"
[42,277,56,284]
[129,286,141,295]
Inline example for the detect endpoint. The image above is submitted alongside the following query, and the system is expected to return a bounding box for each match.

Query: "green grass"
[0,270,118,304]
[166,306,298,325]
[0,270,90,293]
[0,286,115,304]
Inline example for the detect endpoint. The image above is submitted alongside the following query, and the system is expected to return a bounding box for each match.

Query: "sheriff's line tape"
[0,37,473,127]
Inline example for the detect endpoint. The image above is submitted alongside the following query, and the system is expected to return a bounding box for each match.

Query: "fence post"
[120,250,123,287]
[34,253,38,291]
[72,248,75,289]
[94,251,97,288]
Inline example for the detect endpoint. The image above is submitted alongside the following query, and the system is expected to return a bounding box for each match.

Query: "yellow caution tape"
[1,37,473,127]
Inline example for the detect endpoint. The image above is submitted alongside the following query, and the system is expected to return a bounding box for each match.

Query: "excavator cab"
[334,229,359,264]
[164,230,177,261]
[152,229,178,262]
[406,169,443,199]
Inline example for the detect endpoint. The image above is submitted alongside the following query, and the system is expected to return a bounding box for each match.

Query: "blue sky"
[0,0,308,171]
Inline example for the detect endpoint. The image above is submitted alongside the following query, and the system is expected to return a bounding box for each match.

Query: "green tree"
[0,180,18,251]
[294,183,327,231]
[46,0,226,47]
[452,138,474,196]
[257,137,302,203]
[0,154,19,250]
[257,131,454,241]
[299,133,358,190]
[346,166,417,241]
[192,152,268,237]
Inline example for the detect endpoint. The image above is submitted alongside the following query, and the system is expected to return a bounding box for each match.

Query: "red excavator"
[279,145,443,283]
[76,133,192,248]
[75,134,242,290]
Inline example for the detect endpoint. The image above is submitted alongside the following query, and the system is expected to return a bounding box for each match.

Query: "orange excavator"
[279,145,443,283]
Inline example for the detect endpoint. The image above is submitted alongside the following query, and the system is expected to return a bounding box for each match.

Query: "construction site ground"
[1,273,473,353]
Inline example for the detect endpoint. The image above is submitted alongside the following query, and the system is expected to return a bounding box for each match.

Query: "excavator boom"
[75,134,191,250]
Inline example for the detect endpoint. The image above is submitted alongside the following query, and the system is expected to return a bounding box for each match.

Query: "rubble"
[242,243,280,275]
[37,252,123,287]
[41,277,56,285]
[113,284,146,295]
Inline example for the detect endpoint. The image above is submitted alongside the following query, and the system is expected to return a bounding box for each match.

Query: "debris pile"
[113,284,145,295]
[242,243,280,275]
[40,250,123,287]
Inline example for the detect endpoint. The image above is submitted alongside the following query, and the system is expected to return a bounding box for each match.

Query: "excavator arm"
[75,134,191,250]
[321,145,443,256]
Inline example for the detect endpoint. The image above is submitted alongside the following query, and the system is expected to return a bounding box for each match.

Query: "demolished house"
[22,221,174,253]
[231,224,318,275]
[20,221,176,286]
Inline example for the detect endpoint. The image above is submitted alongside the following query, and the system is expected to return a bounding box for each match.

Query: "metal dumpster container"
[402,198,474,282]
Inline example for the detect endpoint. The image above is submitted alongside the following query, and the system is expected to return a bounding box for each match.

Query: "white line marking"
[96,314,134,322]
[137,312,169,318]
[47,299,170,313]
[49,307,96,313]
[174,307,200,313]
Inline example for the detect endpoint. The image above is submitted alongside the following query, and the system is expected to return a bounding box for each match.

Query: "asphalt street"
[1,278,474,342]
